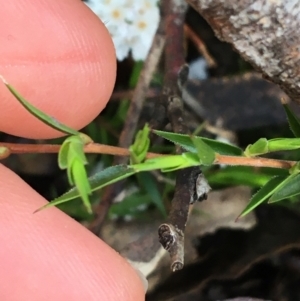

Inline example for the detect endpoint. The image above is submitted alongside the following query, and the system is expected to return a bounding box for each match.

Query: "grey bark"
[186,0,300,103]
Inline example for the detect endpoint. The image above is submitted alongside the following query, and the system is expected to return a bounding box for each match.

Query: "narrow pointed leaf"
[132,152,200,173]
[109,192,153,218]
[2,79,79,136]
[190,135,215,165]
[132,155,187,172]
[206,166,277,187]
[153,130,242,155]
[269,173,300,203]
[239,175,286,217]
[34,165,135,212]
[289,161,300,175]
[160,153,200,172]
[71,160,92,213]
[137,173,167,216]
[58,141,71,169]
[282,101,300,137]
[67,162,74,186]
[68,140,87,165]
[267,138,300,152]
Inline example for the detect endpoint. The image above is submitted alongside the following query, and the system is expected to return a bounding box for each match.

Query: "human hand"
[0,1,147,300]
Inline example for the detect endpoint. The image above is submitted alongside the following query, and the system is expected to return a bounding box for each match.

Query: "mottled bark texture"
[187,0,300,103]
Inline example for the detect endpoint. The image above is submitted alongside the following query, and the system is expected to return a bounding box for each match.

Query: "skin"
[0,0,146,300]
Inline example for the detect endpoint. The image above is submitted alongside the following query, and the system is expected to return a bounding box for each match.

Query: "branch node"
[191,171,211,204]
[158,223,176,251]
[158,223,185,271]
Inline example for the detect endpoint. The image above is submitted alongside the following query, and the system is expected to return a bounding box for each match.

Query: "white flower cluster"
[85,0,160,61]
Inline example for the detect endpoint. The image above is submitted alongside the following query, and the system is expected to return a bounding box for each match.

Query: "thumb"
[0,163,146,300]
[0,0,116,139]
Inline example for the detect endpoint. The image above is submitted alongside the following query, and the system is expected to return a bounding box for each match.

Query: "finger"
[0,164,146,300]
[0,0,116,139]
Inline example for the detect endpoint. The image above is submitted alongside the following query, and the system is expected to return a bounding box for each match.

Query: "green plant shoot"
[58,135,92,213]
[189,135,215,165]
[153,130,242,156]
[244,138,300,157]
[129,124,150,164]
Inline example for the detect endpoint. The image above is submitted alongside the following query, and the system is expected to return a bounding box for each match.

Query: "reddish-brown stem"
[215,154,295,169]
[0,142,161,158]
[0,142,296,169]
[184,24,217,68]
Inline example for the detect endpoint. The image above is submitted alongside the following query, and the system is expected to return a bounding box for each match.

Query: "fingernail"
[133,266,148,293]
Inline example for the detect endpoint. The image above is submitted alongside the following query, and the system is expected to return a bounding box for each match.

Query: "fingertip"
[0,164,144,300]
[0,0,116,139]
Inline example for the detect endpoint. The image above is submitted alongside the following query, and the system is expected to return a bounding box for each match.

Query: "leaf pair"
[153,130,242,156]
[239,173,300,217]
[57,135,92,213]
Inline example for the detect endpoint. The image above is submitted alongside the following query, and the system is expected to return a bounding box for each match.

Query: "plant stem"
[0,142,161,158]
[215,154,294,169]
[1,142,296,169]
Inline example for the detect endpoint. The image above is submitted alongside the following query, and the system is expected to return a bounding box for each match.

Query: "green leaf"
[53,135,93,212]
[108,192,152,218]
[71,159,92,213]
[137,173,167,216]
[129,61,144,87]
[269,173,300,203]
[161,153,200,172]
[58,135,88,187]
[190,135,215,165]
[35,165,136,212]
[132,152,200,173]
[289,161,300,175]
[238,175,287,218]
[132,155,186,172]
[153,130,242,156]
[58,140,71,169]
[1,78,79,136]
[244,138,268,157]
[267,138,300,152]
[68,139,88,165]
[206,166,277,188]
[129,124,150,164]
[282,100,300,137]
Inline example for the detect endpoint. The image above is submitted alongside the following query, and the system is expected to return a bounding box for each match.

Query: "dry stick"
[158,0,200,272]
[184,24,217,68]
[89,19,166,235]
[186,0,300,103]
[110,88,160,101]
[0,142,296,169]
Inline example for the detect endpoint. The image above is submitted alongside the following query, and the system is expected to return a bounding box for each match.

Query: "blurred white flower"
[85,0,160,61]
[188,57,208,81]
